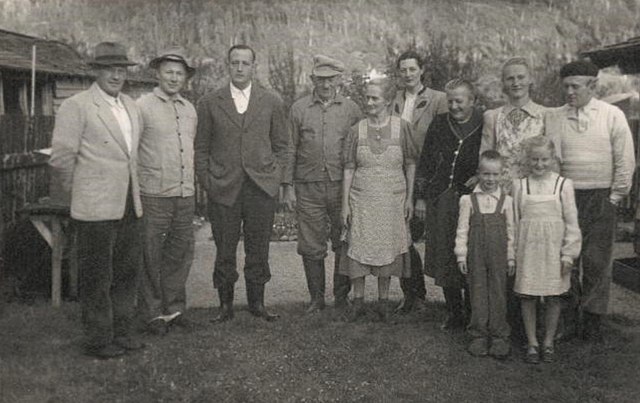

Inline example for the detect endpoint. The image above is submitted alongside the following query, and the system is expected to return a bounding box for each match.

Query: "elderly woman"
[480,57,547,190]
[341,78,417,319]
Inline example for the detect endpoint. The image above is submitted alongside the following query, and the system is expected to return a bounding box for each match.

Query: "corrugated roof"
[0,28,89,76]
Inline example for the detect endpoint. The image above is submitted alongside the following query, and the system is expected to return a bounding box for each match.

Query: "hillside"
[0,0,638,105]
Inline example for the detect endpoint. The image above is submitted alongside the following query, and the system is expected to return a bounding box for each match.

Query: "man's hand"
[415,199,427,221]
[282,185,296,212]
[561,260,573,276]
[458,261,468,275]
[507,260,516,276]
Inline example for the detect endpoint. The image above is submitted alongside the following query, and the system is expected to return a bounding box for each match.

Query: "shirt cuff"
[561,255,573,265]
[456,256,466,263]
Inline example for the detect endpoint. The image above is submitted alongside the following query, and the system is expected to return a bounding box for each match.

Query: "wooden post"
[50,217,62,307]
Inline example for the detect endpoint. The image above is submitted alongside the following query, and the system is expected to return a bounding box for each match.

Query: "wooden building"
[0,29,154,231]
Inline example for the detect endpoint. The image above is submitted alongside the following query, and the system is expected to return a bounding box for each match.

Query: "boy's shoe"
[541,345,555,363]
[525,345,540,364]
[467,337,489,356]
[489,338,511,359]
[84,344,126,359]
[147,317,168,335]
[113,336,145,351]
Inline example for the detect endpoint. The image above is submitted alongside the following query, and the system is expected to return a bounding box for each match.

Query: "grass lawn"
[1,298,639,403]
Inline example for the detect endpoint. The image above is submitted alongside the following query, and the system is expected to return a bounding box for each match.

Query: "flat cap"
[560,60,599,78]
[149,46,196,77]
[312,54,345,77]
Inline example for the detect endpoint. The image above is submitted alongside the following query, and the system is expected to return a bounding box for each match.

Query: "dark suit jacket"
[194,83,290,206]
[49,83,143,221]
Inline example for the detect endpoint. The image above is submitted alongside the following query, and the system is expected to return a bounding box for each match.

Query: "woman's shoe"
[525,345,540,364]
[541,345,555,363]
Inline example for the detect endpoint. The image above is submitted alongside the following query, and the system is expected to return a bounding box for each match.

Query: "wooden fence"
[0,115,54,228]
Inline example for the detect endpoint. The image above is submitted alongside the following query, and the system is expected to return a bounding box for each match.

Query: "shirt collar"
[310,91,343,107]
[503,99,543,118]
[565,97,598,118]
[473,184,502,200]
[96,84,122,107]
[230,81,252,98]
[153,86,185,104]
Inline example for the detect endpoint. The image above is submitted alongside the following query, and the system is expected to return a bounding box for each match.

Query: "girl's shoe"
[542,345,555,363]
[525,345,540,364]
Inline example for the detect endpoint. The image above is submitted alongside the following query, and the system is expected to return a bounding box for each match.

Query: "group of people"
[48,41,635,365]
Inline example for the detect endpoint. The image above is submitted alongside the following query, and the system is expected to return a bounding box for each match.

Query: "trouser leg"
[487,262,510,339]
[161,196,195,314]
[242,180,276,287]
[77,220,117,348]
[467,261,489,339]
[209,199,242,289]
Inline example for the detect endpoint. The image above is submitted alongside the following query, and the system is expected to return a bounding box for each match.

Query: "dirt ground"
[187,223,640,321]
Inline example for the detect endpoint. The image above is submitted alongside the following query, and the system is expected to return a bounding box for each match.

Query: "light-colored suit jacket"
[49,82,143,221]
[194,83,290,207]
[391,87,448,153]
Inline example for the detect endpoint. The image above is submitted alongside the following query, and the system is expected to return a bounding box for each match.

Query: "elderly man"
[391,50,448,314]
[136,47,197,335]
[195,44,290,322]
[283,55,362,313]
[49,42,144,359]
[545,60,635,341]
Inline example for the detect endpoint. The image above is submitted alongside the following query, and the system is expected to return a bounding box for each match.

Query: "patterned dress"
[342,116,416,278]
[480,101,546,191]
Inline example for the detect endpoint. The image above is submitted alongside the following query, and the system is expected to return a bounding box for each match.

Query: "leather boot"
[211,284,234,323]
[303,258,326,314]
[247,282,279,322]
[333,251,351,308]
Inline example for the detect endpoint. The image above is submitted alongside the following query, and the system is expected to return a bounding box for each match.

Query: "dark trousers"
[400,216,427,301]
[209,179,276,288]
[139,195,195,321]
[295,181,350,299]
[574,189,616,315]
[75,197,142,348]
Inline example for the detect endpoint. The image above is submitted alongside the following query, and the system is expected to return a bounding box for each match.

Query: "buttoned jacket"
[49,82,143,220]
[391,86,448,152]
[194,83,290,206]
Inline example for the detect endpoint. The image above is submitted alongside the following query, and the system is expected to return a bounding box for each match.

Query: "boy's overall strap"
[470,192,480,213]
[495,190,506,214]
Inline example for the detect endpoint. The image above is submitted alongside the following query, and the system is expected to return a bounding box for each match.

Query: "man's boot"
[333,252,351,309]
[211,284,234,323]
[246,281,279,322]
[303,258,326,314]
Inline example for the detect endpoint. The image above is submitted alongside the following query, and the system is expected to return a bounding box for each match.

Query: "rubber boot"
[211,284,234,323]
[303,258,326,314]
[333,251,351,309]
[246,281,278,322]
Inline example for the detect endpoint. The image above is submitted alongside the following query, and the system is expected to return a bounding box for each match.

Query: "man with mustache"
[136,47,197,335]
[391,51,448,314]
[545,60,635,341]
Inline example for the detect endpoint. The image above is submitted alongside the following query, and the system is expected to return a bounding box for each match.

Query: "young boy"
[454,150,516,358]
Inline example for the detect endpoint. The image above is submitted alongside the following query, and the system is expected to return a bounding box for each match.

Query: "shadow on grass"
[1,300,639,402]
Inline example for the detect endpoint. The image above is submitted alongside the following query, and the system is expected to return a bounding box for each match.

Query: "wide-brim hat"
[149,46,196,77]
[88,42,137,67]
[312,54,345,77]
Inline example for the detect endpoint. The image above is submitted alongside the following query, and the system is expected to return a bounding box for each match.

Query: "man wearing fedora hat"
[545,60,635,342]
[49,42,144,359]
[136,46,197,335]
[283,55,362,313]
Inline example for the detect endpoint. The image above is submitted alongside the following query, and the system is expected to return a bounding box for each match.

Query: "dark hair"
[444,78,476,98]
[396,50,423,69]
[228,44,256,62]
[479,150,503,165]
[367,77,397,102]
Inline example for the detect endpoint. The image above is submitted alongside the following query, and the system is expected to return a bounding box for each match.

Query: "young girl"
[512,135,581,364]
